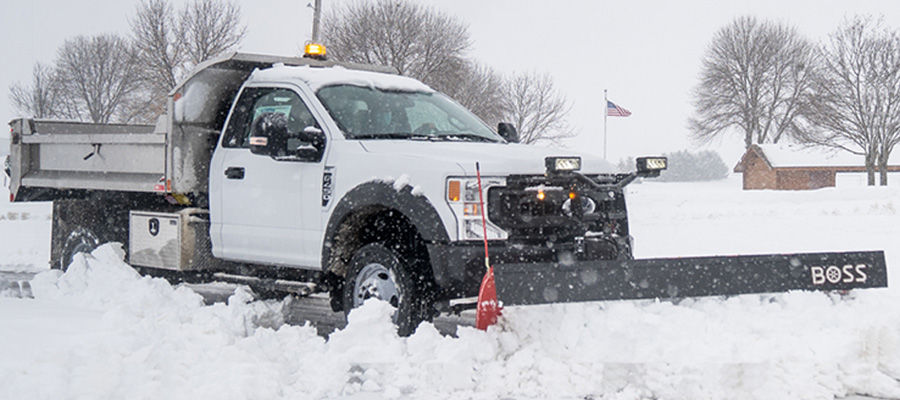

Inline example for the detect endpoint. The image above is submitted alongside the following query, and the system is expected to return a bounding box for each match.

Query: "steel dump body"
[8,120,159,195]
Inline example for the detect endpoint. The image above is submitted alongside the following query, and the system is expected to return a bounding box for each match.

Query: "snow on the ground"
[2,176,900,399]
[0,200,51,272]
[628,177,900,287]
[0,177,52,272]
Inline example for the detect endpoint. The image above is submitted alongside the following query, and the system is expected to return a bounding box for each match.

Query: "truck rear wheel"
[58,227,100,271]
[342,243,426,336]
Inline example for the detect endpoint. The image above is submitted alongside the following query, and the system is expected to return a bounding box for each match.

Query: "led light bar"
[545,156,582,174]
[635,156,668,177]
[636,157,667,171]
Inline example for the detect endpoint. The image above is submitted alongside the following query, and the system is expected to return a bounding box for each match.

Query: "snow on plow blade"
[494,251,888,306]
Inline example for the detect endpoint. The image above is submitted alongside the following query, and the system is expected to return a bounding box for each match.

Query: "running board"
[211,272,317,296]
[494,251,888,306]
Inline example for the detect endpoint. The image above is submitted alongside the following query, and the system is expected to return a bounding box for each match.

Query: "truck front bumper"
[426,235,631,297]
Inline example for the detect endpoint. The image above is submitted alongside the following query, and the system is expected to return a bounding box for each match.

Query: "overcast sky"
[3,0,900,164]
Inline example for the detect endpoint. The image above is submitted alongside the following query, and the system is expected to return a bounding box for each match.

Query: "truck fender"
[322,181,450,272]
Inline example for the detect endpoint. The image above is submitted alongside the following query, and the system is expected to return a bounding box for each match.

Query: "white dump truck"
[7,51,887,335]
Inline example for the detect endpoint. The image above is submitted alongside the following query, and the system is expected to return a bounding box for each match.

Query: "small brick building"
[734,144,900,190]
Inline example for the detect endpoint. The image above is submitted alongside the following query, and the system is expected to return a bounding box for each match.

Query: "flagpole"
[603,89,608,160]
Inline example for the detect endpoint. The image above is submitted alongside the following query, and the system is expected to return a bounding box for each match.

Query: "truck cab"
[208,62,622,263]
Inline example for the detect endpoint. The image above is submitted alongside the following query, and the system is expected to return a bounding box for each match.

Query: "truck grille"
[487,174,629,243]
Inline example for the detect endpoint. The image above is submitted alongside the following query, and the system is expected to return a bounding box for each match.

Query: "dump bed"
[7,52,395,198]
[8,119,160,195]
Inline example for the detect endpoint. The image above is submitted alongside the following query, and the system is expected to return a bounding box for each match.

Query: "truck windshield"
[316,85,502,142]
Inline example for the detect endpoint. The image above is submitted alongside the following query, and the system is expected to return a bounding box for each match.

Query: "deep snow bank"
[4,243,900,399]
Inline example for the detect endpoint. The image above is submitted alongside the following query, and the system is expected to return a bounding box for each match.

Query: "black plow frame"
[495,251,888,306]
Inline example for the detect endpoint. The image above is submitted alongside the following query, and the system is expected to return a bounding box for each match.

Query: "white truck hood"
[358,141,614,176]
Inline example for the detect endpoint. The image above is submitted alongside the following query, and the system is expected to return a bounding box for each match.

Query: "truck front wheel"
[342,243,426,336]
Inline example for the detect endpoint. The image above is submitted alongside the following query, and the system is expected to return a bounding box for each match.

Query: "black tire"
[342,243,426,336]
[58,227,100,271]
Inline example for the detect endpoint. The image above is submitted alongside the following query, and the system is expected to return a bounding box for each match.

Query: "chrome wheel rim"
[352,262,402,310]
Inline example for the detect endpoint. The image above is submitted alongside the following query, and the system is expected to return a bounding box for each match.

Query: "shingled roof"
[734,144,899,173]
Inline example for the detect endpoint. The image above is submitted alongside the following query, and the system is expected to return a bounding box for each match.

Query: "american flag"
[607,101,632,117]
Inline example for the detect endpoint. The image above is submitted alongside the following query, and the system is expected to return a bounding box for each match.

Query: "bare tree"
[690,17,816,149]
[55,34,143,123]
[321,0,470,89]
[130,0,246,122]
[131,0,185,114]
[180,0,246,65]
[501,71,573,144]
[439,62,507,128]
[873,28,900,185]
[798,17,900,185]
[8,63,64,119]
[323,0,572,143]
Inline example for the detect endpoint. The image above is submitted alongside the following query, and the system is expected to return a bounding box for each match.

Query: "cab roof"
[247,64,434,93]
[169,51,398,97]
[170,52,410,127]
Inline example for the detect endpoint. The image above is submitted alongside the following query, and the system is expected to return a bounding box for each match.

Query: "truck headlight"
[446,177,508,240]
[562,196,597,216]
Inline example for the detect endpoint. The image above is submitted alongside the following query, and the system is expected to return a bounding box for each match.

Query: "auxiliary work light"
[545,156,582,174]
[635,156,668,177]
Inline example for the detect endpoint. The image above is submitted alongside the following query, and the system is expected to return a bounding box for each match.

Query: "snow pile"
[31,244,286,333]
[495,293,900,399]
[3,243,299,399]
[4,243,900,399]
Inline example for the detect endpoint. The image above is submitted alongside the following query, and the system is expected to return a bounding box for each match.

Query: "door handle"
[225,167,245,180]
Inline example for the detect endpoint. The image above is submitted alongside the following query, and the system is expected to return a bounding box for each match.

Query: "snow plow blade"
[494,251,887,306]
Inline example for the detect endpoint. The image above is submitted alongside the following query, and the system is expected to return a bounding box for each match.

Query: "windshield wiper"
[351,133,432,140]
[351,132,496,142]
[435,132,498,142]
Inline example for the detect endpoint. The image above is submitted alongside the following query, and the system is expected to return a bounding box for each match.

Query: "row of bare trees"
[322,0,572,144]
[10,35,143,123]
[691,16,900,185]
[9,0,246,124]
[11,0,570,144]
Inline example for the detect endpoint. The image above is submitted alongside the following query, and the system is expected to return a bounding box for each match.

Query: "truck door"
[211,86,324,267]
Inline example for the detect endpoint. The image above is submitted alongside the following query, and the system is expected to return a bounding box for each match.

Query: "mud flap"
[494,251,888,306]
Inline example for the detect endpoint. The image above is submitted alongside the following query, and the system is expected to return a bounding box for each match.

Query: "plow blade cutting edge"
[494,251,888,306]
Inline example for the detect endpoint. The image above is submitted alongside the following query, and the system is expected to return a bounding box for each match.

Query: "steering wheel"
[413,123,437,135]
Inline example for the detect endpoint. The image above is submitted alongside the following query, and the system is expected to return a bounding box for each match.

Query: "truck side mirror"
[249,113,327,162]
[498,122,519,143]
[249,112,287,157]
[288,126,326,162]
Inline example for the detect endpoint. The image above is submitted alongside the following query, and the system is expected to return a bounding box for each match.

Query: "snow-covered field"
[2,176,900,399]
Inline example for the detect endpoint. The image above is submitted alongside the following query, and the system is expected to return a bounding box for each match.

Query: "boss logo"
[810,264,867,285]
